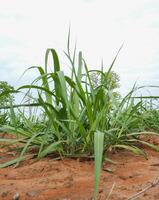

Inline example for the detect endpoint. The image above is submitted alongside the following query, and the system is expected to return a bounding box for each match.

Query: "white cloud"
[0,0,159,96]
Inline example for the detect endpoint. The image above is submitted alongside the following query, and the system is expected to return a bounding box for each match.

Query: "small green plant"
[0,32,159,199]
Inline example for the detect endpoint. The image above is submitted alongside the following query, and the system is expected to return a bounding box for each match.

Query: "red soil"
[1,135,159,200]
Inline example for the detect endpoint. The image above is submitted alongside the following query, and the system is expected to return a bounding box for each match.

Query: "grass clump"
[0,33,159,199]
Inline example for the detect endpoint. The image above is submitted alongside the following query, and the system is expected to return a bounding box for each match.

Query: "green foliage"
[142,109,159,132]
[94,131,105,200]
[0,113,8,125]
[0,35,159,199]
[90,70,120,90]
[90,70,121,105]
[0,81,14,105]
[0,81,14,125]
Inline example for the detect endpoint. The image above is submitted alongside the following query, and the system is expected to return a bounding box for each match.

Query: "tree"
[0,81,14,125]
[90,70,120,99]
[0,81,14,105]
[90,70,120,89]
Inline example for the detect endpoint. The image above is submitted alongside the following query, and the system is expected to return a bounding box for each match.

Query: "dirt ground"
[1,135,159,200]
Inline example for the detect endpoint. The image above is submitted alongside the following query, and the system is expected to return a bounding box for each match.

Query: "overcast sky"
[0,0,159,96]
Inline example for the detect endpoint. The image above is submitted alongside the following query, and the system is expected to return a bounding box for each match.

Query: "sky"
[0,0,159,96]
